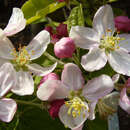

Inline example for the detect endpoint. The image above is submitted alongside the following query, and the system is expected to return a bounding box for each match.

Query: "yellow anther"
[107,29,112,32]
[11,45,31,67]
[65,97,87,118]
[100,34,123,51]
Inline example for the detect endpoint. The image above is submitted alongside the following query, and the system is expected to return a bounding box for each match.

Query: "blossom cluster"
[0,3,130,130]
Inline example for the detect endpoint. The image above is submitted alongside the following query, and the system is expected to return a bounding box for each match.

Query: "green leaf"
[21,0,66,24]
[17,107,69,130]
[31,0,55,9]
[109,0,118,2]
[87,63,116,79]
[67,4,84,32]
[85,113,108,130]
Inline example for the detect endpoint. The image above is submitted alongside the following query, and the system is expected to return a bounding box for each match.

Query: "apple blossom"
[37,63,114,129]
[0,30,57,96]
[0,63,17,122]
[70,5,130,76]
[54,37,75,58]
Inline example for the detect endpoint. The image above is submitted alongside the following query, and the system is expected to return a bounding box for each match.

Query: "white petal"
[0,35,14,60]
[112,74,120,83]
[26,30,50,60]
[0,63,16,98]
[11,71,34,96]
[59,104,88,129]
[82,75,114,101]
[93,5,115,37]
[119,87,130,114]
[81,47,107,72]
[108,48,130,76]
[118,34,130,52]
[0,98,17,122]
[61,63,85,91]
[4,8,26,36]
[88,101,98,120]
[0,58,9,67]
[37,80,69,101]
[27,62,57,76]
[72,125,83,130]
[69,26,100,49]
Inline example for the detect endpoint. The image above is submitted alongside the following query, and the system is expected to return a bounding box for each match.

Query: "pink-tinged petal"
[26,30,50,60]
[88,101,98,120]
[72,125,83,130]
[59,104,88,129]
[11,71,34,96]
[93,5,115,37]
[0,98,17,122]
[82,75,114,101]
[118,34,130,52]
[40,73,59,85]
[69,26,100,49]
[108,48,130,76]
[4,8,26,36]
[37,80,69,101]
[0,33,14,60]
[0,63,16,98]
[119,87,130,114]
[61,63,85,91]
[112,74,120,83]
[81,47,107,72]
[27,62,57,76]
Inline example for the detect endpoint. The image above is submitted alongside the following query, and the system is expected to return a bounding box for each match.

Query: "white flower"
[0,63,17,122]
[37,63,114,129]
[70,5,130,76]
[0,30,57,96]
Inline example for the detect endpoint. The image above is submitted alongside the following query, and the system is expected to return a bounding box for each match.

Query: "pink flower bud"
[44,26,53,35]
[114,16,130,32]
[48,99,65,118]
[39,73,59,86]
[56,23,68,37]
[51,34,61,44]
[54,37,75,58]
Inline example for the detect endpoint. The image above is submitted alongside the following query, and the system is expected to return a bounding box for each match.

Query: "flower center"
[99,30,124,52]
[65,97,87,118]
[11,45,31,70]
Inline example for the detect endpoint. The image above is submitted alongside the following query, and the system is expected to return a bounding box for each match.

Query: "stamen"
[65,97,87,118]
[11,45,31,67]
[100,31,124,51]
